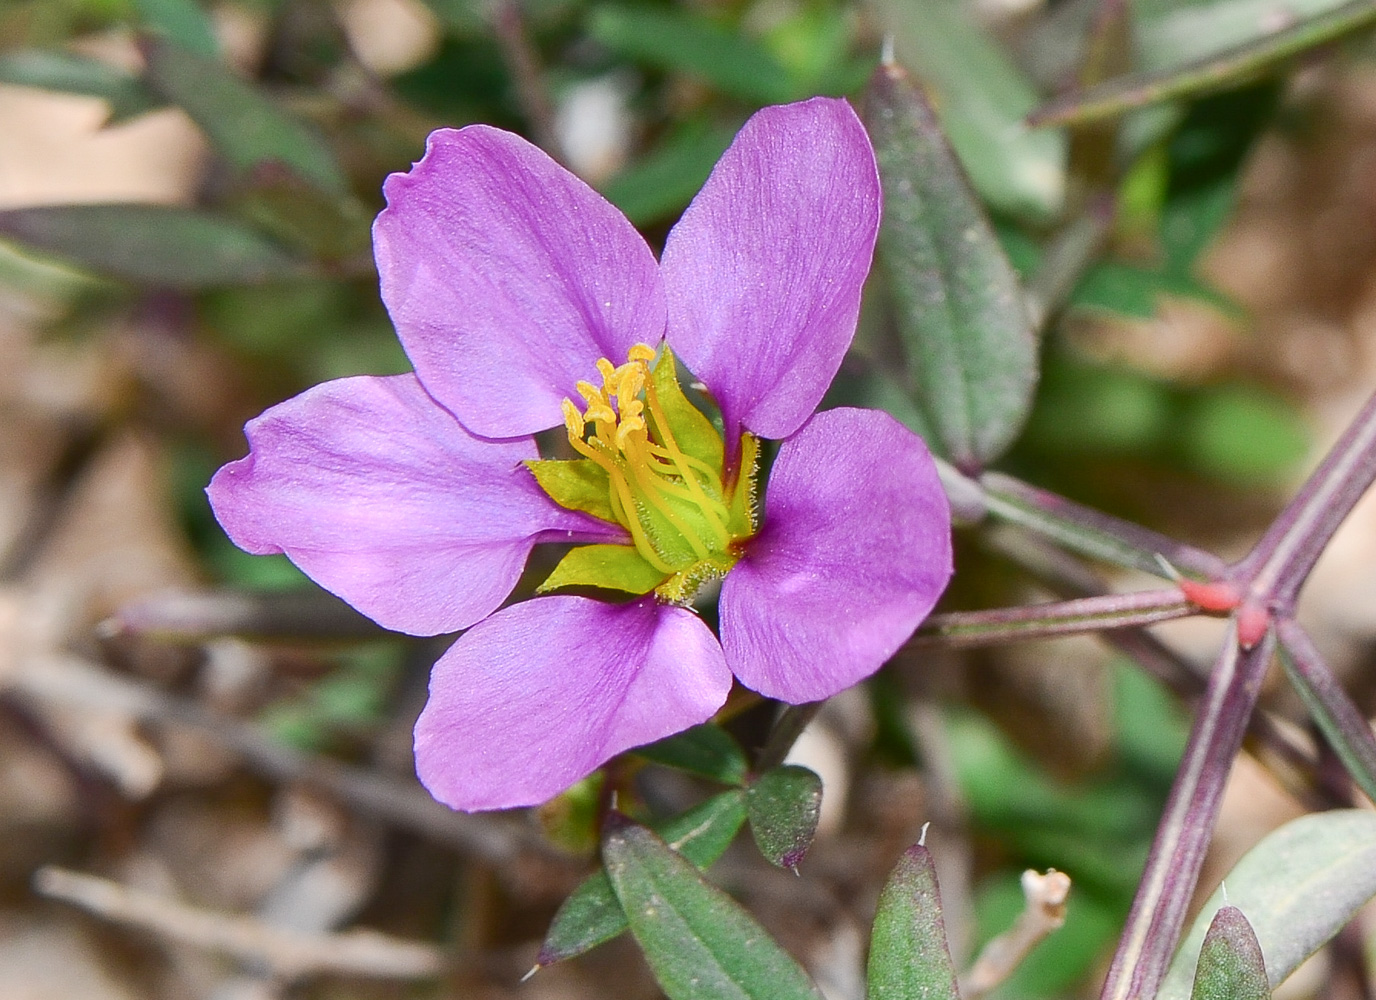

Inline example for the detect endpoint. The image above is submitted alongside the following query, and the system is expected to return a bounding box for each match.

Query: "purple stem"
[1276,618,1376,805]
[972,526,1332,806]
[1098,625,1276,1000]
[912,587,1192,648]
[1236,388,1376,610]
[981,472,1228,580]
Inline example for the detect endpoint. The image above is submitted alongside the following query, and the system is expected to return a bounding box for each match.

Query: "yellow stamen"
[556,342,743,581]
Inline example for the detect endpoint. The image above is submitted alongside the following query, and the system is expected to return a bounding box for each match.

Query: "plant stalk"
[1097,625,1276,1000]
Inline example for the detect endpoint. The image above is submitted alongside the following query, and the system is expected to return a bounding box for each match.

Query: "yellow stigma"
[560,343,742,586]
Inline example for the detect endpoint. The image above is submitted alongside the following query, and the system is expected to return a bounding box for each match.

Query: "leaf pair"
[588,820,958,1000]
[539,723,824,967]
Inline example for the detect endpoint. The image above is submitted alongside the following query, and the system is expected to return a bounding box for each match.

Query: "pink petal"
[414,596,731,811]
[720,407,952,702]
[374,126,666,439]
[662,98,880,446]
[208,375,617,636]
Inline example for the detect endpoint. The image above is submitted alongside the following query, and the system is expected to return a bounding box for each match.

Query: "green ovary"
[526,344,758,604]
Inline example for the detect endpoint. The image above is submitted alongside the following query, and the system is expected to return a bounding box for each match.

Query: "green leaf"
[867,844,960,1000]
[862,60,1038,469]
[0,49,160,123]
[232,173,372,262]
[588,6,800,105]
[538,543,667,595]
[0,204,299,288]
[821,361,941,448]
[539,790,748,966]
[134,0,218,57]
[635,724,749,785]
[601,119,736,227]
[1036,0,1376,127]
[1277,631,1376,806]
[745,765,822,871]
[525,459,618,524]
[1181,385,1308,486]
[603,813,826,1000]
[1134,0,1356,71]
[142,37,347,195]
[1190,907,1271,1000]
[869,0,1065,220]
[1159,810,1376,1000]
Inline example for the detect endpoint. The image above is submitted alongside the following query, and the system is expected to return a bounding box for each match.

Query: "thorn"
[881,34,896,68]
[919,821,930,847]
[1154,553,1183,581]
[521,965,540,983]
[1221,881,1229,906]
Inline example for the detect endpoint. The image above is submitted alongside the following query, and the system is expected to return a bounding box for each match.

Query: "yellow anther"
[615,364,645,402]
[561,399,585,441]
[628,343,656,363]
[585,400,616,426]
[575,380,602,405]
[596,358,617,382]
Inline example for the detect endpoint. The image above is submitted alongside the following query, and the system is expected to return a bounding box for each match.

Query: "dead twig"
[960,869,1071,999]
[34,866,445,981]
[4,650,560,865]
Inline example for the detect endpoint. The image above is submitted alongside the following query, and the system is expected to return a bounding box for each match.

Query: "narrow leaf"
[0,50,160,122]
[134,0,218,57]
[142,37,346,195]
[538,790,747,966]
[867,844,961,1000]
[1276,620,1376,807]
[1190,907,1270,1000]
[588,6,799,105]
[862,59,1038,470]
[745,765,822,871]
[1135,0,1353,71]
[636,725,749,785]
[0,204,299,288]
[1031,0,1376,127]
[869,0,1065,220]
[601,119,736,226]
[1158,810,1376,999]
[603,813,826,1000]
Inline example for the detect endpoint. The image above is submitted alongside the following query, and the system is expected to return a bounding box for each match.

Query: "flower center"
[530,343,757,602]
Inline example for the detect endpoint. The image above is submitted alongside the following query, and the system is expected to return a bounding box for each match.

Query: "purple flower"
[208,98,953,812]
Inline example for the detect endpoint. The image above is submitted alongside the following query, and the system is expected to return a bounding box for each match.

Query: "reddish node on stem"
[1178,579,1242,613]
[1236,602,1272,649]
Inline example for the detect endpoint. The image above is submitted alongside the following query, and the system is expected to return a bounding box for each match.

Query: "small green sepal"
[525,458,618,524]
[650,345,725,473]
[539,544,668,595]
